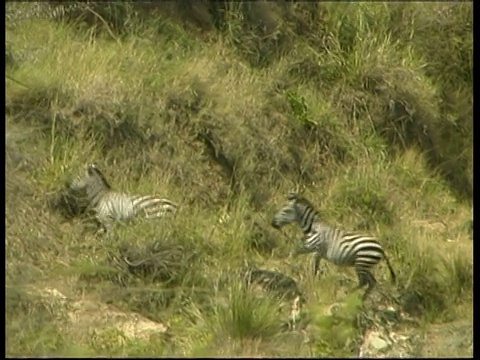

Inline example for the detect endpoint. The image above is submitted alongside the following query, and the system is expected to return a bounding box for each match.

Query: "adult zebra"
[69,164,178,233]
[271,193,396,300]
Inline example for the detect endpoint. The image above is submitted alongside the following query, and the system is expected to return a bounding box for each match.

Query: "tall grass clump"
[176,281,283,356]
[214,283,281,340]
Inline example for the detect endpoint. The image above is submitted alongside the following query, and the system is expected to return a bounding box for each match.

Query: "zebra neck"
[88,187,108,206]
[302,222,313,234]
[301,213,319,234]
[306,221,329,235]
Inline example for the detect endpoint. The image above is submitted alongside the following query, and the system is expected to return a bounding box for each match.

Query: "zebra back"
[130,195,178,218]
[244,267,302,300]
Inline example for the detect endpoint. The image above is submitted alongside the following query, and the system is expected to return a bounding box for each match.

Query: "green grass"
[6,2,472,357]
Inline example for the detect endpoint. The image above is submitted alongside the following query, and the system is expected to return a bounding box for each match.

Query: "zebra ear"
[287,192,298,201]
[87,164,104,178]
[87,163,102,174]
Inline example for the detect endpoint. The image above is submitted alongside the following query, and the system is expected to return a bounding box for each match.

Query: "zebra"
[243,265,306,330]
[244,267,303,301]
[69,163,178,233]
[271,192,396,301]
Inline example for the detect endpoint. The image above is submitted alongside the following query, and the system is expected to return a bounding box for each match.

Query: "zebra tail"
[384,254,396,284]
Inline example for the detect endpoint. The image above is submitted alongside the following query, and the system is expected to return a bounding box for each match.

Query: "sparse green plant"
[310,294,363,357]
[287,90,311,125]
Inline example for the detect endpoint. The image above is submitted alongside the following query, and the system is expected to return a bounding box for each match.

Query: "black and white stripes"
[70,164,178,233]
[272,192,396,300]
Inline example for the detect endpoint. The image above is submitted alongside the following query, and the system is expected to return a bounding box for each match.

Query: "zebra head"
[271,193,319,234]
[69,163,111,192]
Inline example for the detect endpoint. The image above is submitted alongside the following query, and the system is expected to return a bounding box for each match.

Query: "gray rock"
[370,334,390,351]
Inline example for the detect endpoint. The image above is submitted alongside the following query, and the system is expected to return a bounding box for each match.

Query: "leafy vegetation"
[6,2,472,357]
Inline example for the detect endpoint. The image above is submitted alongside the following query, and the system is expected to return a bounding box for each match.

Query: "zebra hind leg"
[360,271,377,301]
[354,270,377,301]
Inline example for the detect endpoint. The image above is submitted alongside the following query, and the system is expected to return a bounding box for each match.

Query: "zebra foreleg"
[293,244,311,257]
[313,253,326,277]
[96,215,113,236]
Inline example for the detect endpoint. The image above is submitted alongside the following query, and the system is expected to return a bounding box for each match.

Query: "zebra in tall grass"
[271,193,396,301]
[69,164,178,233]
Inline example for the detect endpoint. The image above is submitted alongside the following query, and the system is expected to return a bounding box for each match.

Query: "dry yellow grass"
[6,2,472,357]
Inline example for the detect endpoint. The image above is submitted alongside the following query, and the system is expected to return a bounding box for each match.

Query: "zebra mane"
[291,194,319,214]
[87,164,112,189]
[287,192,299,201]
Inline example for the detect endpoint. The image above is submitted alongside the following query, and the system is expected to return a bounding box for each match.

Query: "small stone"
[369,334,390,351]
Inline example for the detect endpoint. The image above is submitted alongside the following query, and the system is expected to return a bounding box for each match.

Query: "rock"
[357,298,418,358]
[370,334,390,351]
[26,286,169,342]
[359,330,392,357]
[68,299,169,341]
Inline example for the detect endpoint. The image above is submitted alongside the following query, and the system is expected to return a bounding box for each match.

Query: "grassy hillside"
[6,2,473,357]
